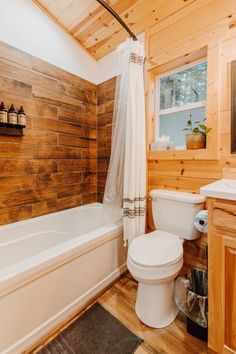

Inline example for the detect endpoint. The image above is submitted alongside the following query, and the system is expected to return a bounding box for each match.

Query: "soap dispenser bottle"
[17,106,26,128]
[8,104,17,127]
[0,102,7,126]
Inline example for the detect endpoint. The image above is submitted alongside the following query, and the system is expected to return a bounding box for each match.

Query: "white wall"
[0,0,98,83]
[0,0,144,85]
[97,50,119,84]
[97,33,145,84]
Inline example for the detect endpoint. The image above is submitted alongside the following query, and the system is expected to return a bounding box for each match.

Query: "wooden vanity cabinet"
[208,198,236,354]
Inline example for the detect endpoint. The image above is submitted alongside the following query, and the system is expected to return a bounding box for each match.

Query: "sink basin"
[226,181,236,189]
[200,179,236,201]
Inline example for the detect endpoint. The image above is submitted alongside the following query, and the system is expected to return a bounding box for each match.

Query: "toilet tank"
[150,189,205,240]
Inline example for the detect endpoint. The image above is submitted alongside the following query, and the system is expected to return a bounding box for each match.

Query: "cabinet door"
[225,242,236,351]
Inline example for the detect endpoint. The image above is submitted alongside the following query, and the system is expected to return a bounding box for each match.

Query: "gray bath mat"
[37,303,143,354]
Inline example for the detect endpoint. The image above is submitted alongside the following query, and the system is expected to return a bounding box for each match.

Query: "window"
[156,60,207,149]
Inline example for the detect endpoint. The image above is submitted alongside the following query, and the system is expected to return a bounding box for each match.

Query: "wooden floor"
[98,274,215,354]
[31,273,215,354]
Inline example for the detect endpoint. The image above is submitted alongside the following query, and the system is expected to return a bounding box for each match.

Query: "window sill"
[147,148,219,160]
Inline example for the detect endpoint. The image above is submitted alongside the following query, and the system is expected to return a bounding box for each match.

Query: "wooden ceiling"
[33,0,196,60]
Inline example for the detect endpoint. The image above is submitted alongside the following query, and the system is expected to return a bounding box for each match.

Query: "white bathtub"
[0,203,126,354]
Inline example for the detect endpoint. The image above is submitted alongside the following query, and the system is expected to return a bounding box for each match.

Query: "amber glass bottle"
[8,104,17,127]
[17,106,26,128]
[0,102,7,127]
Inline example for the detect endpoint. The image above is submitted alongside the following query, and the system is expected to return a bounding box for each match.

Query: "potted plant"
[183,115,212,150]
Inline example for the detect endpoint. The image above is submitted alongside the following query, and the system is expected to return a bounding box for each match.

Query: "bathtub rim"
[1,232,127,354]
[0,204,123,298]
[0,223,123,298]
[0,202,105,235]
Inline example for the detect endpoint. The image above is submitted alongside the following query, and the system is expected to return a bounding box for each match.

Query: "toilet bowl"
[127,230,183,328]
[127,189,205,328]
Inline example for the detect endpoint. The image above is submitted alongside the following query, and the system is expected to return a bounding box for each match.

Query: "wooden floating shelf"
[0,125,24,136]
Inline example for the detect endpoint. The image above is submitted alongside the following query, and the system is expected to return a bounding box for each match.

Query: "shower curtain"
[103,38,146,245]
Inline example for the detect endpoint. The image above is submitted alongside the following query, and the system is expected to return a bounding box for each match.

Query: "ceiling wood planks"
[33,0,199,60]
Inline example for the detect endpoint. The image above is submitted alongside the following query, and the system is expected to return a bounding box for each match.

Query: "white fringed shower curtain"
[103,39,146,246]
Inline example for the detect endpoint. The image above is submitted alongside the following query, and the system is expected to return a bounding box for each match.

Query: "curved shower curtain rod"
[95,0,138,41]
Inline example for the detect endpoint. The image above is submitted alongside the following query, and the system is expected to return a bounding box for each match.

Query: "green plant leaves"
[199,124,207,130]
[193,127,200,133]
[183,116,211,135]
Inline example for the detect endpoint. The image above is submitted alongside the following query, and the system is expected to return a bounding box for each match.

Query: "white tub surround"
[0,203,126,354]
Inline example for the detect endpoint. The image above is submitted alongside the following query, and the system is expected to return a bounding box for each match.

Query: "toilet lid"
[128,230,183,268]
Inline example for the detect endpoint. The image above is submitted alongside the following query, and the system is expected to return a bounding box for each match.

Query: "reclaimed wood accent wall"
[0,41,97,226]
[97,78,116,203]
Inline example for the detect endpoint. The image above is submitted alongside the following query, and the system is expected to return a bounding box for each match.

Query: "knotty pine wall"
[97,1,236,273]
[0,41,97,225]
[97,77,207,273]
[3,0,236,274]
[146,0,236,272]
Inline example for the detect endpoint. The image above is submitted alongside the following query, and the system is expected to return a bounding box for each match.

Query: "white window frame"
[156,58,207,138]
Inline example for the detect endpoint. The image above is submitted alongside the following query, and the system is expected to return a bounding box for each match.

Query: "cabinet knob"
[228,248,236,255]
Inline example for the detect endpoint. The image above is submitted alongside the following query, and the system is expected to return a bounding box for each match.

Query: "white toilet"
[127,189,205,328]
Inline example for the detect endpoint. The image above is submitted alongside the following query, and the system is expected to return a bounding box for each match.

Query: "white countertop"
[200,179,236,201]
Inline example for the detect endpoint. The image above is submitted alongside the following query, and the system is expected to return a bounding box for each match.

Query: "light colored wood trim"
[224,239,236,352]
[145,26,150,234]
[223,345,236,354]
[147,43,219,161]
[146,46,208,160]
[147,149,218,161]
[208,198,225,352]
[223,168,236,179]
[208,197,236,353]
[146,70,155,151]
[148,45,208,75]
[32,0,97,61]
[156,57,207,81]
[212,200,236,236]
[157,100,206,117]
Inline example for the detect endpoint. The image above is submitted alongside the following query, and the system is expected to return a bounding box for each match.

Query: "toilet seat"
[128,230,183,269]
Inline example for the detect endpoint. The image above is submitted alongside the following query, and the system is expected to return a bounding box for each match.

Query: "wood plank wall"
[146,0,236,272]
[97,78,116,203]
[3,0,236,273]
[96,1,236,273]
[97,76,207,273]
[0,41,97,226]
